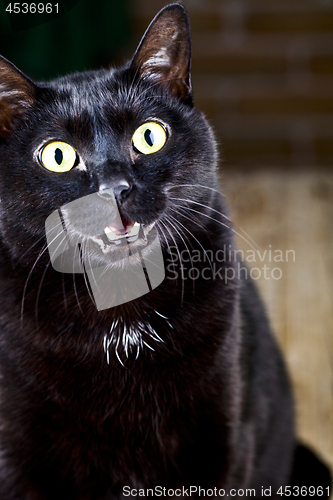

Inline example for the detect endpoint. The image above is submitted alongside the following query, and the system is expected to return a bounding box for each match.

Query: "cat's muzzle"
[45,189,165,311]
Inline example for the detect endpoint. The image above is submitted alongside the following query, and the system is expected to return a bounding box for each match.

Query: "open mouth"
[102,221,155,246]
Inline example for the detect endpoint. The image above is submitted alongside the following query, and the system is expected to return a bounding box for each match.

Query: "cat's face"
[0,4,217,271]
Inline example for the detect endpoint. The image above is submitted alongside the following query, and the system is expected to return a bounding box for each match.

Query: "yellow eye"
[132,122,167,155]
[40,141,77,172]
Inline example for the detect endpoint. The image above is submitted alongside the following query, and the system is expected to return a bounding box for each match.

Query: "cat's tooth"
[127,222,140,237]
[143,222,155,237]
[104,227,121,241]
[139,224,145,239]
[104,222,141,243]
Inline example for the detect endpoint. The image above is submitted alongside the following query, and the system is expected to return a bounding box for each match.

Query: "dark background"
[0,0,130,80]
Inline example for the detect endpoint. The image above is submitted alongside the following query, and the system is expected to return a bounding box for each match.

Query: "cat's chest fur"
[0,246,239,493]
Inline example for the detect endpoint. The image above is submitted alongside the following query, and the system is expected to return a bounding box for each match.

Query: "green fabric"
[0,0,131,80]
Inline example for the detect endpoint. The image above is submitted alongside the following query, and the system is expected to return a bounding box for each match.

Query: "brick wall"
[128,0,333,168]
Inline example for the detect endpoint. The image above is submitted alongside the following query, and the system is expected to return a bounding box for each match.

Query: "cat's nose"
[98,180,131,202]
[113,180,131,201]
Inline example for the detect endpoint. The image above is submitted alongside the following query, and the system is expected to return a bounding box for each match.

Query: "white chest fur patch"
[103,312,171,366]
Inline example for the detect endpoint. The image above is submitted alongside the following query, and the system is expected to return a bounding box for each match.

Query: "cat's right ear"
[130,4,192,103]
[0,56,35,137]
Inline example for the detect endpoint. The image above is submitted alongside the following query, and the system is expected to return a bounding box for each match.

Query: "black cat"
[0,4,296,499]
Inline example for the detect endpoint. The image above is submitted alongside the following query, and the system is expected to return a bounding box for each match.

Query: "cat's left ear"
[130,4,192,103]
[0,55,36,136]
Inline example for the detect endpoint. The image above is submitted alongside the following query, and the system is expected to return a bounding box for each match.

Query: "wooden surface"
[222,168,333,476]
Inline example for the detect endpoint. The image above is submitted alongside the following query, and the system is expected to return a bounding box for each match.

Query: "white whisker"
[171,202,259,253]
[166,213,214,273]
[20,226,66,327]
[156,221,178,277]
[163,214,196,296]
[159,218,185,307]
[72,244,84,315]
[34,261,51,327]
[170,196,231,224]
[168,204,215,248]
[81,240,97,307]
[169,183,225,196]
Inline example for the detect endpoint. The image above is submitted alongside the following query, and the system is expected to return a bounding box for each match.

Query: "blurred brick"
[247,12,333,33]
[238,97,333,115]
[221,139,293,166]
[192,56,286,75]
[311,57,333,75]
[315,139,333,165]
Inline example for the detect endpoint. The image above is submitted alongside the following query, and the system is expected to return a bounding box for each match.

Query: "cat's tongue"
[108,219,134,235]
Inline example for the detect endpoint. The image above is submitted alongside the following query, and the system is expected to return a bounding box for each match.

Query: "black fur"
[0,4,296,499]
